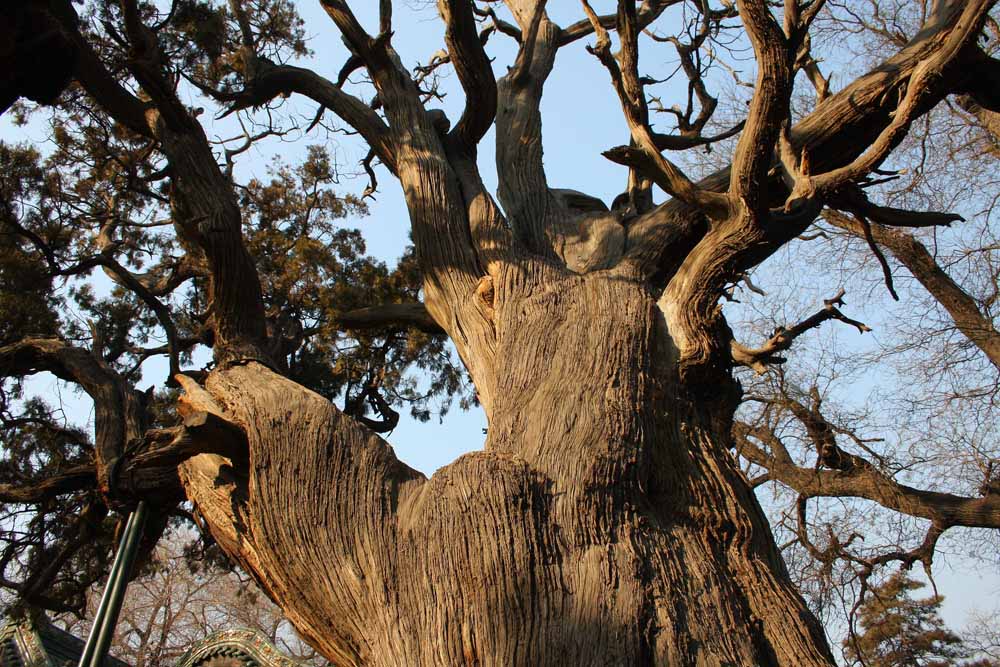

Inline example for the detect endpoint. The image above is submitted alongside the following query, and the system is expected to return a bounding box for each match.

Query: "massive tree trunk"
[178,262,833,666]
[167,2,993,664]
[14,0,995,664]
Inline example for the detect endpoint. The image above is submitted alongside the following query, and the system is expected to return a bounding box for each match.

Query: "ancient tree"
[2,0,1000,664]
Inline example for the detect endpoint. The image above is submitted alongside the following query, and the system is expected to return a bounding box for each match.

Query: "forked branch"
[582,0,728,215]
[823,209,1000,369]
[626,0,996,288]
[780,2,996,211]
[732,289,871,373]
[0,338,145,497]
[494,0,562,253]
[559,0,678,46]
[734,416,1000,530]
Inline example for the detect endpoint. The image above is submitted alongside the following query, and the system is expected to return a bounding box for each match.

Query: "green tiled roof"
[0,614,303,667]
[0,615,130,667]
[176,629,305,667]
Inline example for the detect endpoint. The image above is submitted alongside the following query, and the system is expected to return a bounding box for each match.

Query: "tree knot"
[475,275,496,324]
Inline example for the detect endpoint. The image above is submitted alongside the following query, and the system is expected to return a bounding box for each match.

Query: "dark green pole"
[78,501,147,667]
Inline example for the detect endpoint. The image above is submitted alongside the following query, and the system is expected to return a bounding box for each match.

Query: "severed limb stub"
[731,288,871,373]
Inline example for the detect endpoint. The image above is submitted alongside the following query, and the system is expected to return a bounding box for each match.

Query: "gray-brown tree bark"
[5,0,1000,664]
[168,3,995,662]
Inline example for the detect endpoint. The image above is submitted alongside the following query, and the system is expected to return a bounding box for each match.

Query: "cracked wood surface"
[5,0,999,663]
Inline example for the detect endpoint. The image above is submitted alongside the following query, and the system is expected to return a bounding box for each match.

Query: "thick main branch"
[0,338,144,496]
[735,424,1000,530]
[625,0,997,283]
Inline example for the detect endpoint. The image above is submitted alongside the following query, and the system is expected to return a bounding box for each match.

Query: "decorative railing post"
[78,501,148,667]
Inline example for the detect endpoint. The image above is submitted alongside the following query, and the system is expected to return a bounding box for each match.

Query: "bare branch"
[197,62,398,173]
[651,120,746,152]
[439,0,498,151]
[0,465,95,504]
[559,0,679,46]
[336,303,445,335]
[734,422,1000,530]
[644,2,739,138]
[832,189,964,229]
[855,212,899,301]
[582,0,727,215]
[48,2,152,138]
[626,0,995,287]
[783,2,996,210]
[729,0,793,213]
[380,0,392,35]
[510,0,548,85]
[473,4,522,41]
[824,209,1000,369]
[319,1,385,66]
[732,289,871,373]
[0,338,146,496]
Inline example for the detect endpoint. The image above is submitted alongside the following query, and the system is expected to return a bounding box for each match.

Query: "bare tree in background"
[709,0,1000,639]
[58,534,329,666]
[1,0,1000,664]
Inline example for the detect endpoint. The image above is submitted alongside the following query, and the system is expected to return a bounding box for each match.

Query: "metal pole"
[78,501,148,667]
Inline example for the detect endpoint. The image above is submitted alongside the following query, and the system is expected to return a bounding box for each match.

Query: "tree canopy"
[1,0,1000,664]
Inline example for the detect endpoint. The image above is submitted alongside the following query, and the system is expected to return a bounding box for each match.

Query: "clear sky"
[2,0,998,660]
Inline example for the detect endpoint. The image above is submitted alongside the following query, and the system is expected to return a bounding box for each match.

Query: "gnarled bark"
[11,0,998,663]
[179,265,835,666]
[167,2,993,664]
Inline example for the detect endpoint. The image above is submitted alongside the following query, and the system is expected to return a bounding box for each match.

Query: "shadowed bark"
[4,0,999,664]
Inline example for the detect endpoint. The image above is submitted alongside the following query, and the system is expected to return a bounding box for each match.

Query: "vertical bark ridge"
[337,38,508,411]
[646,407,834,665]
[495,15,563,258]
[487,268,658,493]
[181,363,426,665]
[177,272,837,665]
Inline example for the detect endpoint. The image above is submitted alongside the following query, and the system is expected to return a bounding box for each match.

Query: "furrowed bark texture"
[179,262,833,666]
[9,0,996,660]
[160,1,992,665]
